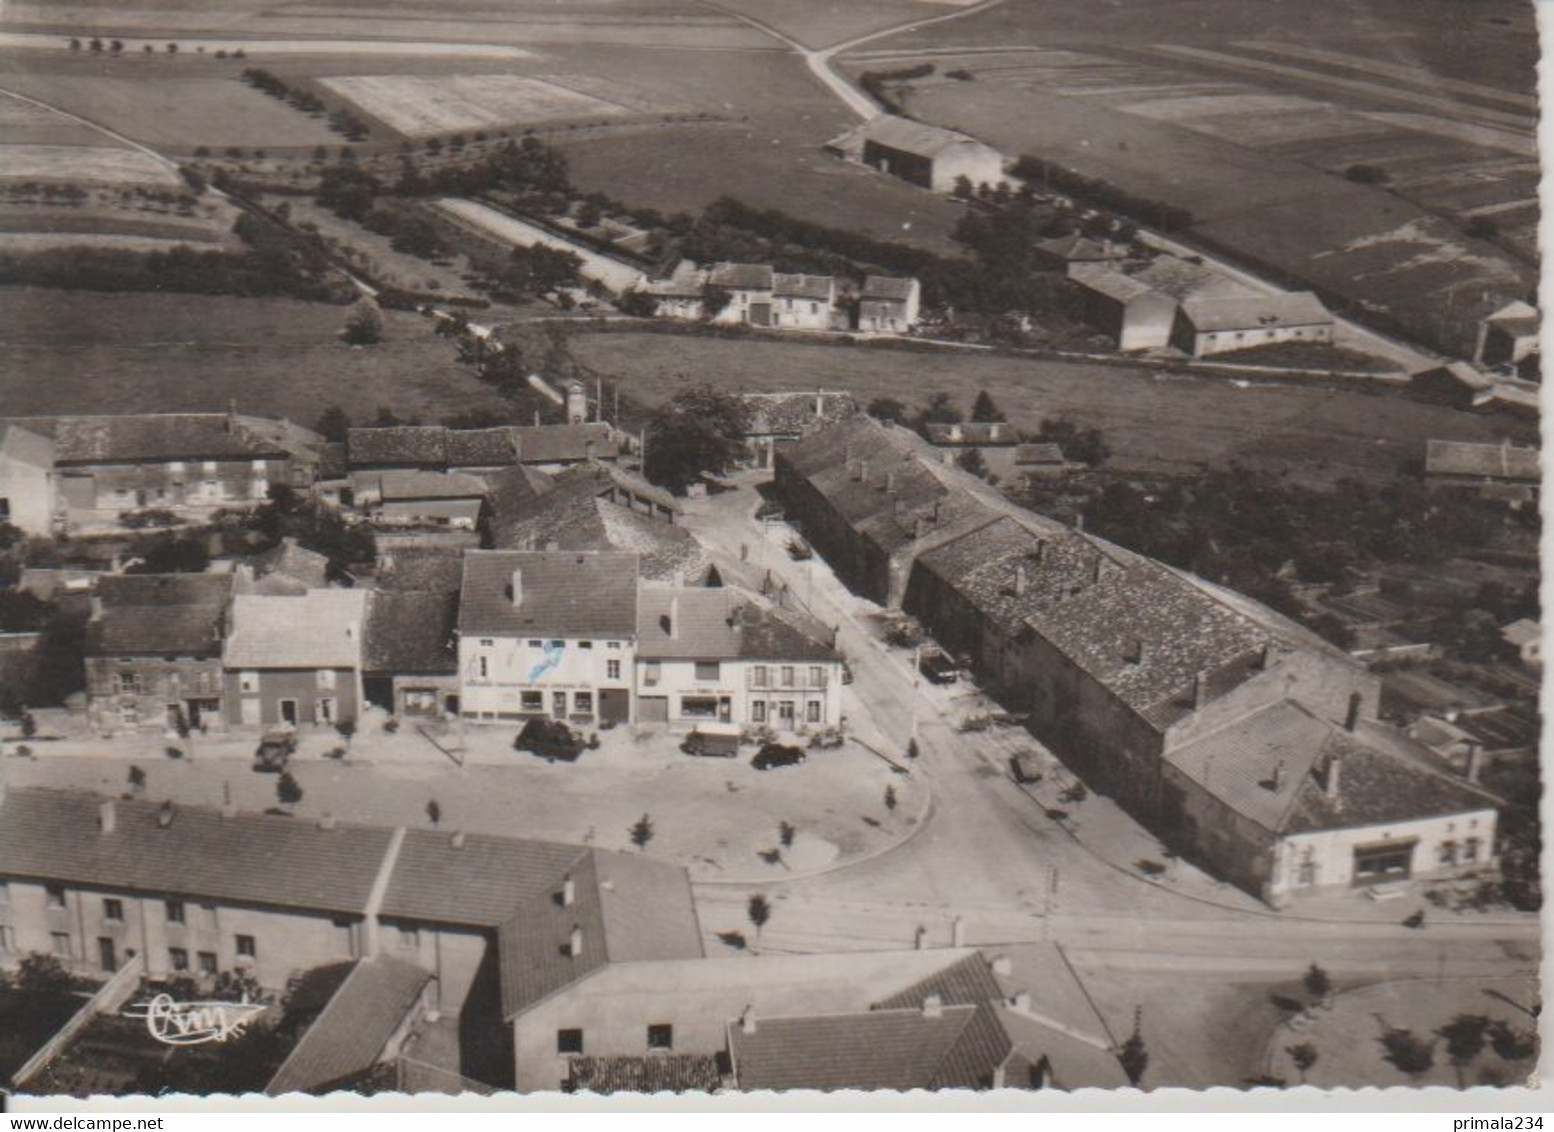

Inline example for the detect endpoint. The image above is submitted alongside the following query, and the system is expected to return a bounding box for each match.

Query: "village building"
[0,413,323,534]
[633,587,841,729]
[456,550,638,726]
[1424,439,1540,505]
[1033,233,1126,273]
[828,116,1007,194]
[1475,299,1540,376]
[1407,361,1497,410]
[923,422,1017,448]
[222,588,368,728]
[1170,293,1334,358]
[1013,442,1071,480]
[856,275,923,333]
[0,786,699,1091]
[1066,265,1178,352]
[635,261,709,320]
[707,263,776,328]
[238,537,332,596]
[0,422,56,536]
[344,424,622,477]
[350,469,489,549]
[770,273,838,330]
[1500,619,1541,667]
[739,391,858,469]
[362,589,460,720]
[83,573,233,735]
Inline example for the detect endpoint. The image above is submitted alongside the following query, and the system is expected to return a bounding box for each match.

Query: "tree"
[700,283,732,319]
[1379,1028,1436,1081]
[127,764,146,794]
[778,821,796,849]
[913,391,962,436]
[1118,1028,1148,1087]
[952,174,973,200]
[1286,1042,1317,1084]
[1302,963,1332,1005]
[166,42,178,54]
[89,37,103,53]
[1436,1015,1490,1087]
[642,383,753,494]
[617,290,659,318]
[334,719,356,746]
[884,784,898,812]
[17,952,75,1003]
[956,447,989,479]
[425,799,441,827]
[1487,1020,1539,1063]
[315,405,351,443]
[314,164,381,222]
[747,893,771,942]
[109,40,124,54]
[907,738,919,760]
[276,771,303,810]
[970,389,1005,423]
[341,296,383,346]
[629,813,654,851]
[68,38,81,51]
[868,396,909,425]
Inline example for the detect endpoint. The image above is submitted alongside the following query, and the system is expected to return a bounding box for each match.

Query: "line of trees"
[242,69,369,141]
[1009,154,1195,232]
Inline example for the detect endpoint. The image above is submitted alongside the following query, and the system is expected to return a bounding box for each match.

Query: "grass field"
[0,289,512,424]
[321,73,629,136]
[565,330,1534,486]
[0,142,177,184]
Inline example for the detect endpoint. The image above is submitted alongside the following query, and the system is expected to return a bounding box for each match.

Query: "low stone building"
[828,116,1007,194]
[1170,293,1333,358]
[857,275,923,333]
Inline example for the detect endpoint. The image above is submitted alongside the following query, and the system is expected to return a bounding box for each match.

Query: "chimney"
[1033,538,1046,562]
[561,874,575,906]
[922,994,943,1018]
[451,830,466,849]
[740,1007,757,1034]
[1014,562,1028,597]
[569,925,584,958]
[98,798,117,835]
[991,955,1013,977]
[1268,761,1285,793]
[1465,743,1484,784]
[319,812,336,830]
[1324,754,1342,802]
[1344,691,1363,732]
[1126,638,1145,666]
[1011,990,1031,1012]
[951,915,966,948]
[885,471,896,494]
[510,568,523,608]
[1192,669,1211,708]
[814,391,824,417]
[668,596,680,640]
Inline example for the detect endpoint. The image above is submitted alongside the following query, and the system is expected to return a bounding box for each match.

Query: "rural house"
[633,587,841,730]
[1475,299,1540,375]
[857,275,923,333]
[707,263,776,327]
[0,422,56,536]
[739,390,858,469]
[345,425,622,476]
[1170,293,1333,358]
[1033,234,1125,273]
[223,588,368,728]
[828,116,1007,194]
[0,412,324,533]
[353,469,489,548]
[456,550,639,726]
[1014,442,1071,480]
[83,573,234,735]
[770,273,838,330]
[635,261,710,320]
[924,422,1017,448]
[362,589,460,720]
[1067,265,1178,352]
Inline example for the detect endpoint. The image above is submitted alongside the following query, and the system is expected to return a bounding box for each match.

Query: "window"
[1438,840,1458,866]
[521,691,544,712]
[807,701,822,724]
[0,925,15,952]
[681,696,719,719]
[695,661,720,683]
[606,659,621,681]
[239,671,260,694]
[647,1023,673,1052]
[579,640,593,650]
[780,666,795,687]
[478,656,489,679]
[316,697,336,724]
[1463,837,1481,863]
[751,701,767,723]
[166,899,185,924]
[397,926,419,951]
[168,947,189,971]
[235,934,257,959]
[809,666,825,687]
[607,641,622,650]
[644,661,661,687]
[316,669,336,690]
[752,666,769,689]
[198,951,218,975]
[103,898,124,922]
[528,640,543,648]
[573,691,593,715]
[51,932,72,957]
[480,639,495,648]
[557,1028,584,1056]
[116,671,142,695]
[46,884,66,909]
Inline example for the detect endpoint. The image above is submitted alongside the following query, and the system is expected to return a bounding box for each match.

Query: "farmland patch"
[320,73,630,136]
[0,143,178,186]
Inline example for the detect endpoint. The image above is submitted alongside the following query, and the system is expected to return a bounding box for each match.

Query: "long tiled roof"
[347,426,447,468]
[267,956,430,1095]
[41,414,299,464]
[85,573,232,658]
[458,550,638,638]
[708,263,773,291]
[1068,262,1159,303]
[1180,292,1331,332]
[0,789,394,916]
[373,547,467,594]
[772,273,834,301]
[368,470,490,501]
[363,590,457,674]
[1425,439,1539,482]
[860,275,918,303]
[379,828,585,927]
[224,589,367,669]
[742,391,857,438]
[510,423,619,465]
[856,115,994,160]
[444,427,518,467]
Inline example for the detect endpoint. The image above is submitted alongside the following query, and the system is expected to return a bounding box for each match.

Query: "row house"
[0,412,324,534]
[83,573,234,735]
[633,588,841,729]
[857,275,922,333]
[344,424,622,478]
[222,588,368,728]
[707,263,777,328]
[770,273,838,330]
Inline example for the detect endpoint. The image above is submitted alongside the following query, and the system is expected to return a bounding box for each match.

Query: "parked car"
[252,731,296,773]
[752,743,807,771]
[514,718,587,763]
[807,727,845,750]
[1010,751,1043,784]
[919,648,960,685]
[786,536,813,561]
[680,723,742,758]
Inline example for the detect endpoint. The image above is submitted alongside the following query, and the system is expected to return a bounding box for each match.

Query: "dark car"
[919,649,960,686]
[252,731,296,773]
[752,743,807,771]
[514,718,586,763]
[786,536,813,561]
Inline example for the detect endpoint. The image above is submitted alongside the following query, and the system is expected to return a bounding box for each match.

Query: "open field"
[435,197,647,292]
[321,73,630,136]
[0,33,537,57]
[566,331,1534,486]
[0,289,513,424]
[702,0,964,50]
[0,142,178,184]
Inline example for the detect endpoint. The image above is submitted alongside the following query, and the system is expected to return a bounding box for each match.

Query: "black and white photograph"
[0,0,1541,1111]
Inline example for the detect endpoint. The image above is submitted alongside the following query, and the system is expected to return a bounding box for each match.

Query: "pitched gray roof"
[860,276,919,302]
[363,590,457,675]
[856,115,995,160]
[1425,439,1539,482]
[708,263,773,291]
[379,829,586,928]
[224,589,367,670]
[458,550,638,638]
[85,573,233,658]
[1179,292,1331,332]
[42,414,296,464]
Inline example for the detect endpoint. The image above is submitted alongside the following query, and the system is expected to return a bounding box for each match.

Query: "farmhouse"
[739,390,858,469]
[828,116,1007,194]
[345,424,623,475]
[707,263,775,327]
[1033,234,1125,273]
[771,273,838,330]
[83,573,234,736]
[223,588,368,728]
[456,550,639,726]
[1424,439,1540,504]
[636,261,708,320]
[923,422,1017,448]
[1170,293,1333,358]
[0,413,324,533]
[1066,265,1177,352]
[0,422,56,536]
[1475,299,1540,375]
[633,588,841,730]
[857,275,923,333]
[1408,362,1496,410]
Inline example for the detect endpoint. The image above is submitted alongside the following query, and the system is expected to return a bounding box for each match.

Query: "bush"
[1344,164,1390,185]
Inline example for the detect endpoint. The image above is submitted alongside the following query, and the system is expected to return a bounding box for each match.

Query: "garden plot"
[0,144,179,186]
[320,73,628,136]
